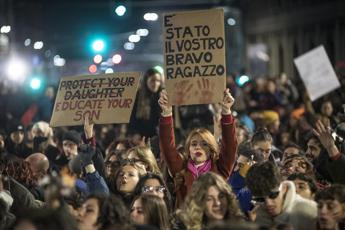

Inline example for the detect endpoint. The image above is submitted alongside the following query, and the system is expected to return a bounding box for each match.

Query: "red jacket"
[159,114,237,208]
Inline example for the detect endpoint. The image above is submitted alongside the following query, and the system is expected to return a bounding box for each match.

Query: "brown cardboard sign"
[50,72,140,127]
[163,8,226,105]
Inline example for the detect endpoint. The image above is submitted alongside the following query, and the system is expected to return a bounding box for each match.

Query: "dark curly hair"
[315,184,345,203]
[246,161,281,197]
[251,128,273,145]
[3,159,37,187]
[86,194,133,229]
[287,172,318,195]
[133,172,173,213]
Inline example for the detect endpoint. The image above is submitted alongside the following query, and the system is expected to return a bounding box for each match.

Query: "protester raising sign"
[50,72,140,127]
[294,45,340,101]
[163,8,226,106]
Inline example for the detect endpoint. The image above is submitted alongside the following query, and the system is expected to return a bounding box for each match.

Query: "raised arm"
[217,88,237,179]
[313,120,345,184]
[158,90,184,175]
[83,117,96,147]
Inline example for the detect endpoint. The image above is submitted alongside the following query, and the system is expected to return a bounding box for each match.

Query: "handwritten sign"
[294,45,340,101]
[50,72,140,127]
[163,9,226,105]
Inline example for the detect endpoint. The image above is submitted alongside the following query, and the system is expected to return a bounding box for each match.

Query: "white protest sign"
[294,45,340,101]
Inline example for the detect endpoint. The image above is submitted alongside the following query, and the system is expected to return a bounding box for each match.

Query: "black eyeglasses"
[142,185,166,194]
[252,190,280,203]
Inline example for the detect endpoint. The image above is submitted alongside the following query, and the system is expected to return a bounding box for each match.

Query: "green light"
[153,65,164,74]
[92,39,105,52]
[30,78,41,90]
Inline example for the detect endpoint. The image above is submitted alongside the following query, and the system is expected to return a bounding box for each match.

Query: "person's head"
[315,184,345,230]
[114,160,146,195]
[261,110,280,134]
[32,121,53,139]
[105,139,134,156]
[62,130,81,159]
[134,173,172,211]
[9,122,25,144]
[78,194,130,230]
[104,150,126,177]
[45,86,55,99]
[25,153,50,178]
[282,143,303,162]
[281,154,314,179]
[126,146,161,175]
[4,159,36,187]
[246,161,285,217]
[179,172,243,229]
[234,141,264,177]
[235,124,250,145]
[287,173,317,200]
[305,135,323,161]
[251,128,273,161]
[130,194,170,230]
[185,128,219,165]
[320,100,333,117]
[143,68,163,93]
[266,79,277,94]
[13,207,77,230]
[0,130,6,150]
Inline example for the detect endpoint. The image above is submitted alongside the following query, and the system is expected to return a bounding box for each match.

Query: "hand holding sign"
[219,88,235,115]
[158,89,173,117]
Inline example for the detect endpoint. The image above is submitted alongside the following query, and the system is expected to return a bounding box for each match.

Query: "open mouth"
[195,152,203,157]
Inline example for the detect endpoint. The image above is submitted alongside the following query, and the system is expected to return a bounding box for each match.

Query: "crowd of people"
[0,67,345,230]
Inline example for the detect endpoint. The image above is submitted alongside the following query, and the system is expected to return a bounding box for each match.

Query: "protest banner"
[294,45,340,101]
[163,8,226,105]
[50,72,140,127]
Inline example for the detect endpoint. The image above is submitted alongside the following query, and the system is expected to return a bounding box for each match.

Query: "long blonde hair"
[177,172,243,230]
[184,128,219,162]
[32,121,56,152]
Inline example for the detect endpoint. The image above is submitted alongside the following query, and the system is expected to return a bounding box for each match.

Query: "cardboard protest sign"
[50,72,140,127]
[294,45,340,101]
[163,8,226,105]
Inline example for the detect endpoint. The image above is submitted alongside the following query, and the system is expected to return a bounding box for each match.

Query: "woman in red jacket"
[158,88,237,208]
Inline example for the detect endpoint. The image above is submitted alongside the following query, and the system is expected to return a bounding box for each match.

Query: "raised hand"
[158,89,173,117]
[84,116,94,139]
[219,88,235,115]
[78,144,96,167]
[313,120,334,149]
[313,120,339,157]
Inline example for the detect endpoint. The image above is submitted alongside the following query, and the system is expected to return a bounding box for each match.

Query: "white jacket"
[255,181,317,229]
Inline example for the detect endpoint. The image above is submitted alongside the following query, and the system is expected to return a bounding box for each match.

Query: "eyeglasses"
[142,185,166,194]
[252,190,280,203]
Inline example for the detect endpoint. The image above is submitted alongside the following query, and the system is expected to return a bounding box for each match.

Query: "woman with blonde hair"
[158,89,237,207]
[32,121,56,152]
[177,172,243,230]
[125,146,161,175]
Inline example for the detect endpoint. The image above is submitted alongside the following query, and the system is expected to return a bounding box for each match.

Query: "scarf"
[187,159,212,179]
